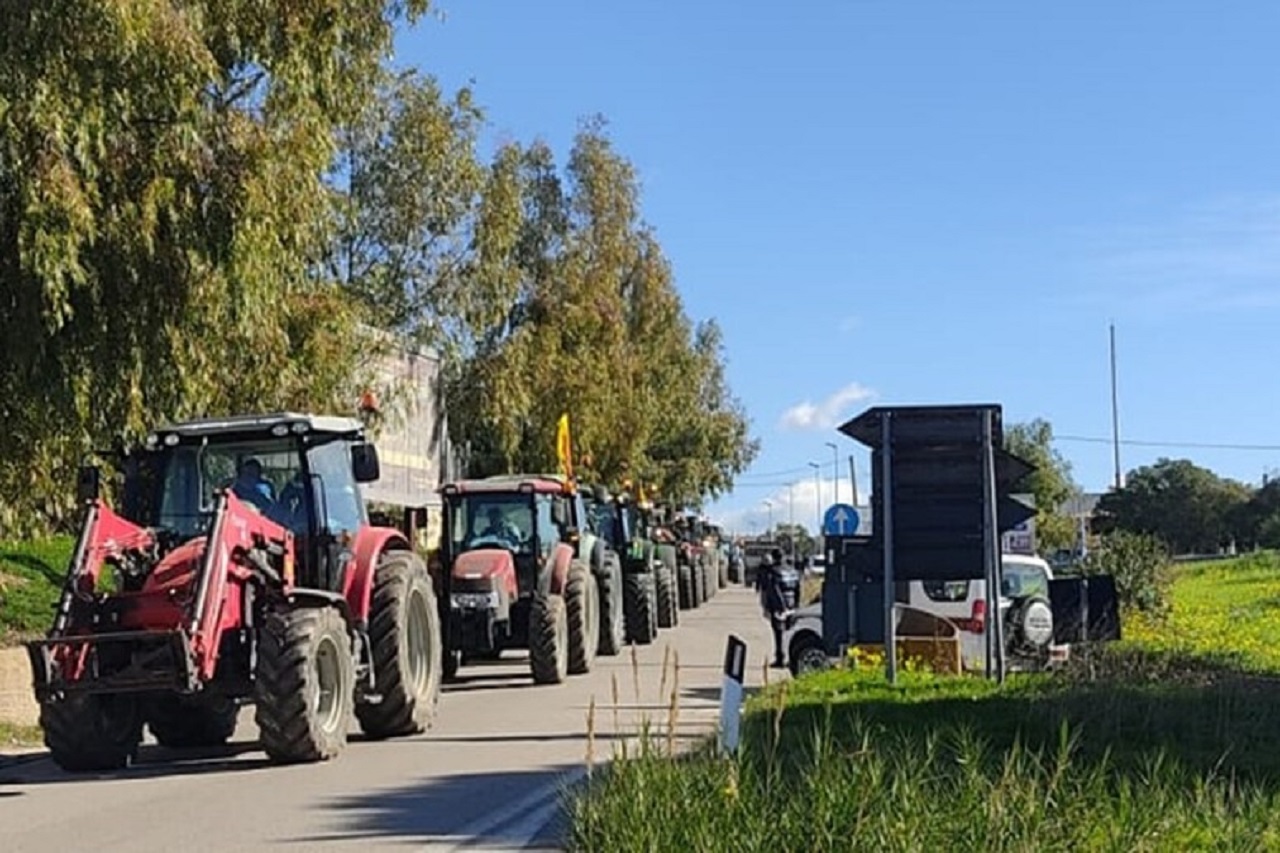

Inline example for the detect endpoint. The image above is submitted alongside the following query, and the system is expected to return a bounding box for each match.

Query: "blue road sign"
[823,503,860,536]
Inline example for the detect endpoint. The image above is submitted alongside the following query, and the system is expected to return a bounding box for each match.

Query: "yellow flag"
[556,413,573,479]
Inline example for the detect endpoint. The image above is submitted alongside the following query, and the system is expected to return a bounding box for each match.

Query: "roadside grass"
[0,720,43,749]
[0,537,73,643]
[568,552,1280,851]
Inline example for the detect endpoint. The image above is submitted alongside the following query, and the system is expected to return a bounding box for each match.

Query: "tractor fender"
[287,587,354,622]
[545,543,575,596]
[344,526,412,623]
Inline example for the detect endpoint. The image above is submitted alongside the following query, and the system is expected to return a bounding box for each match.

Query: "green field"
[0,537,73,643]
[569,552,1280,851]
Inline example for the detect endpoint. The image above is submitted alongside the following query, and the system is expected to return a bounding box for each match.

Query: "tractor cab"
[118,412,380,592]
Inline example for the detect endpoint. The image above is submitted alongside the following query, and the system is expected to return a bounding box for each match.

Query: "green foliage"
[1004,418,1078,553]
[1080,530,1171,615]
[1123,551,1280,672]
[571,553,1280,849]
[0,0,429,536]
[0,536,74,642]
[571,654,1280,851]
[445,123,757,504]
[1098,459,1253,554]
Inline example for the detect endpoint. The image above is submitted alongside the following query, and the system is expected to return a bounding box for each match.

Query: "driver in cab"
[477,507,521,546]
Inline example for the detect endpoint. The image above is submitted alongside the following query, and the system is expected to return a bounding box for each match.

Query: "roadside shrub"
[1080,530,1170,616]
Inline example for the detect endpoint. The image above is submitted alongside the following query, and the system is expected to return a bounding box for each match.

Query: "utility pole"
[1110,322,1123,490]
[826,441,840,505]
[762,500,773,536]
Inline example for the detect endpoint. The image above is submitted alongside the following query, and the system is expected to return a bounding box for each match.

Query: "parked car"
[782,553,1069,677]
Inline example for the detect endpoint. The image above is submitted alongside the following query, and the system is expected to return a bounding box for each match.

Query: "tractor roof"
[148,412,366,446]
[441,474,574,496]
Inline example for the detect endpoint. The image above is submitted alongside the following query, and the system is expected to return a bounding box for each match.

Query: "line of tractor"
[24,411,733,773]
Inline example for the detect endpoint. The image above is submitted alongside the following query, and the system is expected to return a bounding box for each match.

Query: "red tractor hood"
[451,550,518,595]
[142,537,207,597]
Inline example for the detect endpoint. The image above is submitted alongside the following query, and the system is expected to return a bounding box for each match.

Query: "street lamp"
[808,461,821,536]
[788,483,797,561]
[825,441,840,505]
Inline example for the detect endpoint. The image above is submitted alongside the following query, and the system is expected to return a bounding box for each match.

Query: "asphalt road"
[0,585,777,852]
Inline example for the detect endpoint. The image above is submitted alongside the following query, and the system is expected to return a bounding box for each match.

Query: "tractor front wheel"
[566,563,598,675]
[623,571,657,645]
[146,691,238,748]
[597,557,625,657]
[255,606,354,763]
[41,693,143,772]
[356,550,443,738]
[529,592,569,684]
[656,547,679,628]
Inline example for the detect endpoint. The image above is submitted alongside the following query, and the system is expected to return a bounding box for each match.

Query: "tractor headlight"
[451,591,500,610]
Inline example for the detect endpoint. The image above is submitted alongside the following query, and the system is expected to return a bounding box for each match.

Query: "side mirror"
[76,465,101,503]
[351,442,380,483]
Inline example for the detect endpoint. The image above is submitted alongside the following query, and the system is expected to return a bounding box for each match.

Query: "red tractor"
[438,475,599,684]
[26,413,443,771]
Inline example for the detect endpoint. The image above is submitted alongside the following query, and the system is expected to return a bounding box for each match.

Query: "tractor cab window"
[535,495,558,558]
[306,439,366,538]
[448,494,535,555]
[155,439,305,539]
[589,502,623,550]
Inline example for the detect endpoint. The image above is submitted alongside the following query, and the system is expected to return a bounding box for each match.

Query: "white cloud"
[709,476,871,537]
[779,382,875,431]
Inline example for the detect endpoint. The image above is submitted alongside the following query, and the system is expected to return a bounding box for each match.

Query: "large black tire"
[623,571,657,645]
[255,606,354,763]
[655,547,679,628]
[356,550,443,738]
[677,563,695,610]
[690,557,705,607]
[718,553,729,589]
[597,554,625,657]
[704,560,717,599]
[145,692,238,748]
[41,693,143,772]
[529,592,570,684]
[655,565,678,628]
[566,563,598,675]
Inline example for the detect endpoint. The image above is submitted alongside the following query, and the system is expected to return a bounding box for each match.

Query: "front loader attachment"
[28,630,197,700]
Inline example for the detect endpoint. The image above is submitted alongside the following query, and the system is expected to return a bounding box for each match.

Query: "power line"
[1054,434,1280,452]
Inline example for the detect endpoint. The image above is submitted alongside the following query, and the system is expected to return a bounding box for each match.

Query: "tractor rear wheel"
[255,606,353,763]
[623,571,657,645]
[356,550,443,738]
[145,691,238,748]
[690,558,705,607]
[597,556,625,657]
[41,693,143,772]
[566,563,598,675]
[529,592,569,684]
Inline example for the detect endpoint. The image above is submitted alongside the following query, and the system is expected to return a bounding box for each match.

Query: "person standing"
[755,549,796,668]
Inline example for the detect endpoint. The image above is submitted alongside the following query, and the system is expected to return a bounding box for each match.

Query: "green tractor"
[584,485,660,645]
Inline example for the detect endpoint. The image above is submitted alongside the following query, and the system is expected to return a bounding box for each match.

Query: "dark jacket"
[758,561,799,617]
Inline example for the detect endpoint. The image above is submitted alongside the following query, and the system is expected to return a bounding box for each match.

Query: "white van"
[782,553,1069,676]
[908,554,1069,672]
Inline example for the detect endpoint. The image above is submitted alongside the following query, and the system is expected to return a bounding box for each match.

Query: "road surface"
[0,586,777,851]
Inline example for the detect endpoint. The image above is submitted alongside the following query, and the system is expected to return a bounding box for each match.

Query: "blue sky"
[396,2,1280,534]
